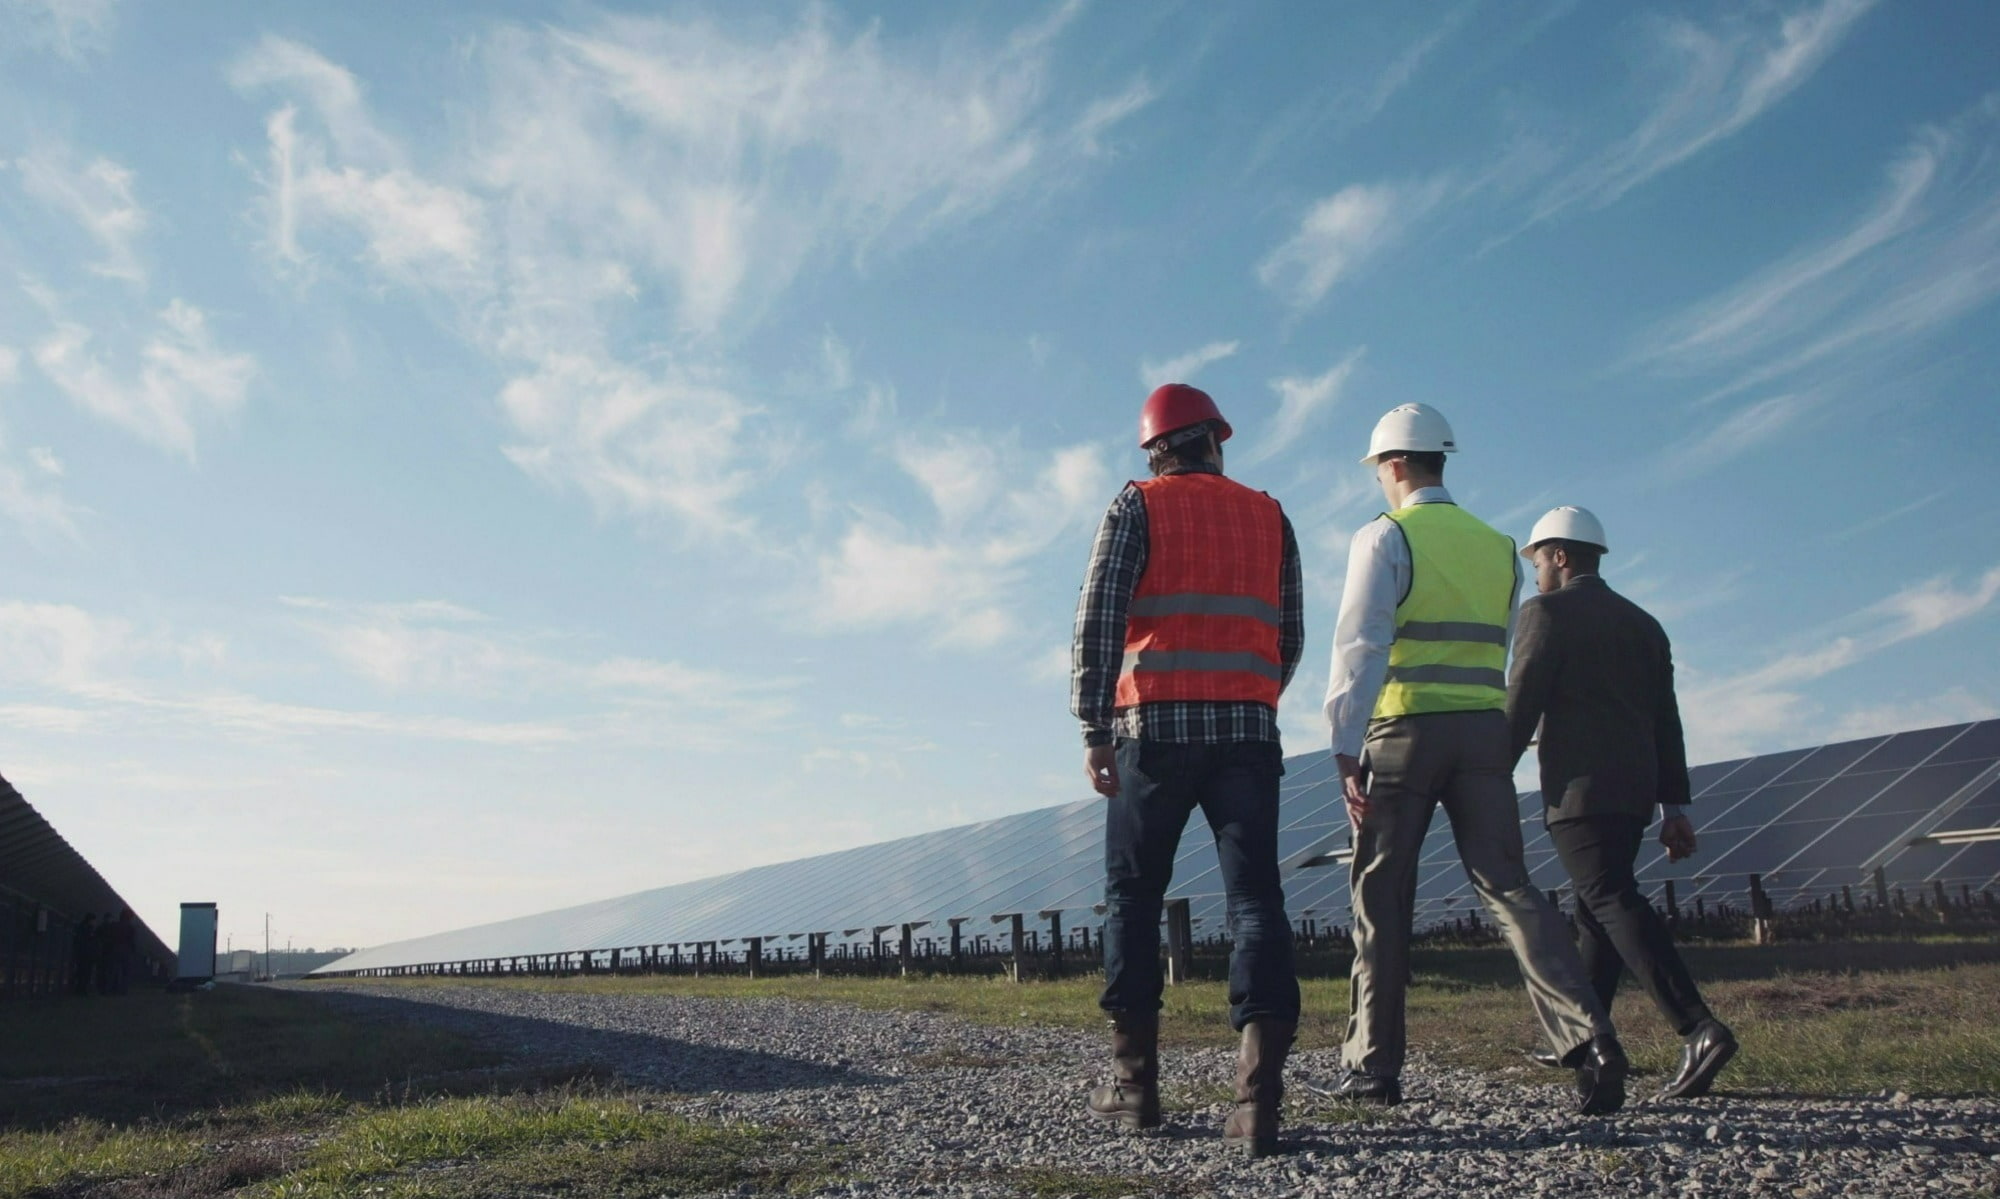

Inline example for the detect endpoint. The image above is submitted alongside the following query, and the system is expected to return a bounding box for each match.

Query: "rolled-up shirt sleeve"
[1071,487,1146,745]
[1278,514,1305,693]
[1323,518,1405,758]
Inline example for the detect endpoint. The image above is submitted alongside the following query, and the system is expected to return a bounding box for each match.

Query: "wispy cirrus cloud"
[1243,347,1365,466]
[230,10,1147,539]
[1657,392,1813,478]
[1641,92,2000,406]
[0,596,798,752]
[1680,565,2000,759]
[1531,0,1875,225]
[0,0,118,61]
[16,146,148,283]
[0,353,84,542]
[804,437,1110,648]
[29,294,254,461]
[1139,340,1239,389]
[1257,178,1448,310]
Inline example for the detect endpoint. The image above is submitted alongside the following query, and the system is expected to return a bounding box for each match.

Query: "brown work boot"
[1086,1013,1161,1130]
[1221,1019,1294,1157]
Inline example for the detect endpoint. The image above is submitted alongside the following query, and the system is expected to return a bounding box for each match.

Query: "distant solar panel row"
[315,720,2000,975]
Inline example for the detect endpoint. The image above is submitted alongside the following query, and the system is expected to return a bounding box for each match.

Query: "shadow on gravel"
[1283,1105,1999,1159]
[300,987,891,1095]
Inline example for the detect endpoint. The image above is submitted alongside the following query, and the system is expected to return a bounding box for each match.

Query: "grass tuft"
[0,1119,204,1199]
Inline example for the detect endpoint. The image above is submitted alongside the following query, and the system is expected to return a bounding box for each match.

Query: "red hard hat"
[1138,383,1232,448]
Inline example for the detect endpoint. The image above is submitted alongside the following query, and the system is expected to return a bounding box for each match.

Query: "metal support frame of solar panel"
[315,720,2000,977]
[1,773,176,990]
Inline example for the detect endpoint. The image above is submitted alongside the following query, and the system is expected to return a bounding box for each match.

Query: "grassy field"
[358,938,2000,1096]
[0,987,837,1199]
[2,939,1994,1197]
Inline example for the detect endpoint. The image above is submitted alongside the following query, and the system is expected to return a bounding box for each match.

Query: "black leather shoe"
[1656,1020,1737,1101]
[1573,1035,1628,1115]
[1526,1047,1563,1069]
[1332,1072,1402,1106]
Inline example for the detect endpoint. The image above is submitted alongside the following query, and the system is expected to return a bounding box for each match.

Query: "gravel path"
[299,983,2000,1198]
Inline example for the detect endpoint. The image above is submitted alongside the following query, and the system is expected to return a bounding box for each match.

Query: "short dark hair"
[1384,450,1445,478]
[1146,424,1219,476]
[1545,539,1602,573]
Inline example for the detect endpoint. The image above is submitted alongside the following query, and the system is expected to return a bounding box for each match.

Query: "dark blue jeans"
[1099,737,1299,1030]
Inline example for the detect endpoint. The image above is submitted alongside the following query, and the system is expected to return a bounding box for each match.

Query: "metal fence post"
[1165,898,1193,986]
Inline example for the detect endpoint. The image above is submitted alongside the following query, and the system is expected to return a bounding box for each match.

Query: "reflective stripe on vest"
[1374,502,1513,719]
[1116,473,1285,709]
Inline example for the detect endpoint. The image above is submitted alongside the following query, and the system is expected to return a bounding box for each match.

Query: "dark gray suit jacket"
[1506,575,1691,823]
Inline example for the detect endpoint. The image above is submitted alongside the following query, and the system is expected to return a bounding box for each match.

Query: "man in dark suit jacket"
[1507,506,1736,1101]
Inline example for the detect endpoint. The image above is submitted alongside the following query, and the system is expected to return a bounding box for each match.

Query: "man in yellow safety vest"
[1321,403,1628,1114]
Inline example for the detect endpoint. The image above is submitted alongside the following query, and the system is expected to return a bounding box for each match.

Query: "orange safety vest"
[1116,473,1285,709]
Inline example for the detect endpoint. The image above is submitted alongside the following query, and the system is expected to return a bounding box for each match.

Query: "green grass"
[0,988,834,1199]
[351,939,2000,1096]
[252,1088,831,1199]
[0,1120,206,1199]
[0,986,505,1129]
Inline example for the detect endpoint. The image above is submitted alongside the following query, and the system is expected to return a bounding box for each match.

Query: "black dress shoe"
[1526,1047,1563,1069]
[1573,1035,1627,1115]
[1656,1020,1737,1101]
[1331,1071,1402,1106]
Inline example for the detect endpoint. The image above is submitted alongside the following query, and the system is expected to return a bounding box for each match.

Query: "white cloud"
[496,352,763,533]
[228,35,402,166]
[1532,0,1875,223]
[1070,78,1158,158]
[1680,566,2000,759]
[1828,689,1999,743]
[1,595,797,751]
[1139,340,1239,390]
[285,597,797,731]
[806,439,1110,647]
[0,601,129,689]
[1,0,117,61]
[32,298,254,460]
[231,13,1144,536]
[0,345,83,541]
[249,102,484,284]
[1244,347,1364,466]
[1257,180,1445,309]
[16,147,147,283]
[1658,392,1810,477]
[1642,93,2000,404]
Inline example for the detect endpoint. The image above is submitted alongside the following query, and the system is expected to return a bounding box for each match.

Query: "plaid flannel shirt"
[1070,466,1305,746]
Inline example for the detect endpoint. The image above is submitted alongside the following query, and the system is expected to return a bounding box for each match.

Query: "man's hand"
[1086,745,1120,798]
[1336,753,1368,824]
[1660,813,1697,861]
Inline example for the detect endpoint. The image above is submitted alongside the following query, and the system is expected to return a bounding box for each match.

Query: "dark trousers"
[1549,814,1712,1037]
[1099,738,1299,1030]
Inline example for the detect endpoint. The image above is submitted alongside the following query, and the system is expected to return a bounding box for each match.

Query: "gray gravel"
[299,983,2000,1198]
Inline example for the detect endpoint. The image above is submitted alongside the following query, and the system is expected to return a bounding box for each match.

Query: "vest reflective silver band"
[1383,663,1506,689]
[1121,649,1285,681]
[1395,619,1507,646]
[1128,593,1283,623]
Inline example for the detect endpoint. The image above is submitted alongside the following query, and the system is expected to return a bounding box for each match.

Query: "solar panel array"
[315,719,2000,975]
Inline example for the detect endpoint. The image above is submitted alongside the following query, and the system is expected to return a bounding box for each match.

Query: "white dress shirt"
[1322,487,1521,758]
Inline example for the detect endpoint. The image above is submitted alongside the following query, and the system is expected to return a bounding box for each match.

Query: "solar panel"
[315,719,2000,975]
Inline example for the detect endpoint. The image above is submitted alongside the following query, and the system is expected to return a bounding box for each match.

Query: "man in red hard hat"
[1071,383,1304,1157]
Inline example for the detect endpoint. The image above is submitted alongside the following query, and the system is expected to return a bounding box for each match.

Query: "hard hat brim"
[1520,539,1609,559]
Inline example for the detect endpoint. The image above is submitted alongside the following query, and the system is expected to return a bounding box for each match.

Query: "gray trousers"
[1343,709,1611,1078]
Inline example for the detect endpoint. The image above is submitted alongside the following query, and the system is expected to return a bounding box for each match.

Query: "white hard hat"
[1361,403,1457,464]
[1522,506,1609,558]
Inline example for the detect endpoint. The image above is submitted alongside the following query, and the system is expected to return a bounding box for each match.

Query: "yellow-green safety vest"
[1374,502,1515,719]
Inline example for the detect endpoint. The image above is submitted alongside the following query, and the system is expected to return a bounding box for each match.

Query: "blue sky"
[2,0,1997,953]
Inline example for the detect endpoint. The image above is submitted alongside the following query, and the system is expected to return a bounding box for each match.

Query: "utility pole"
[264,913,271,983]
